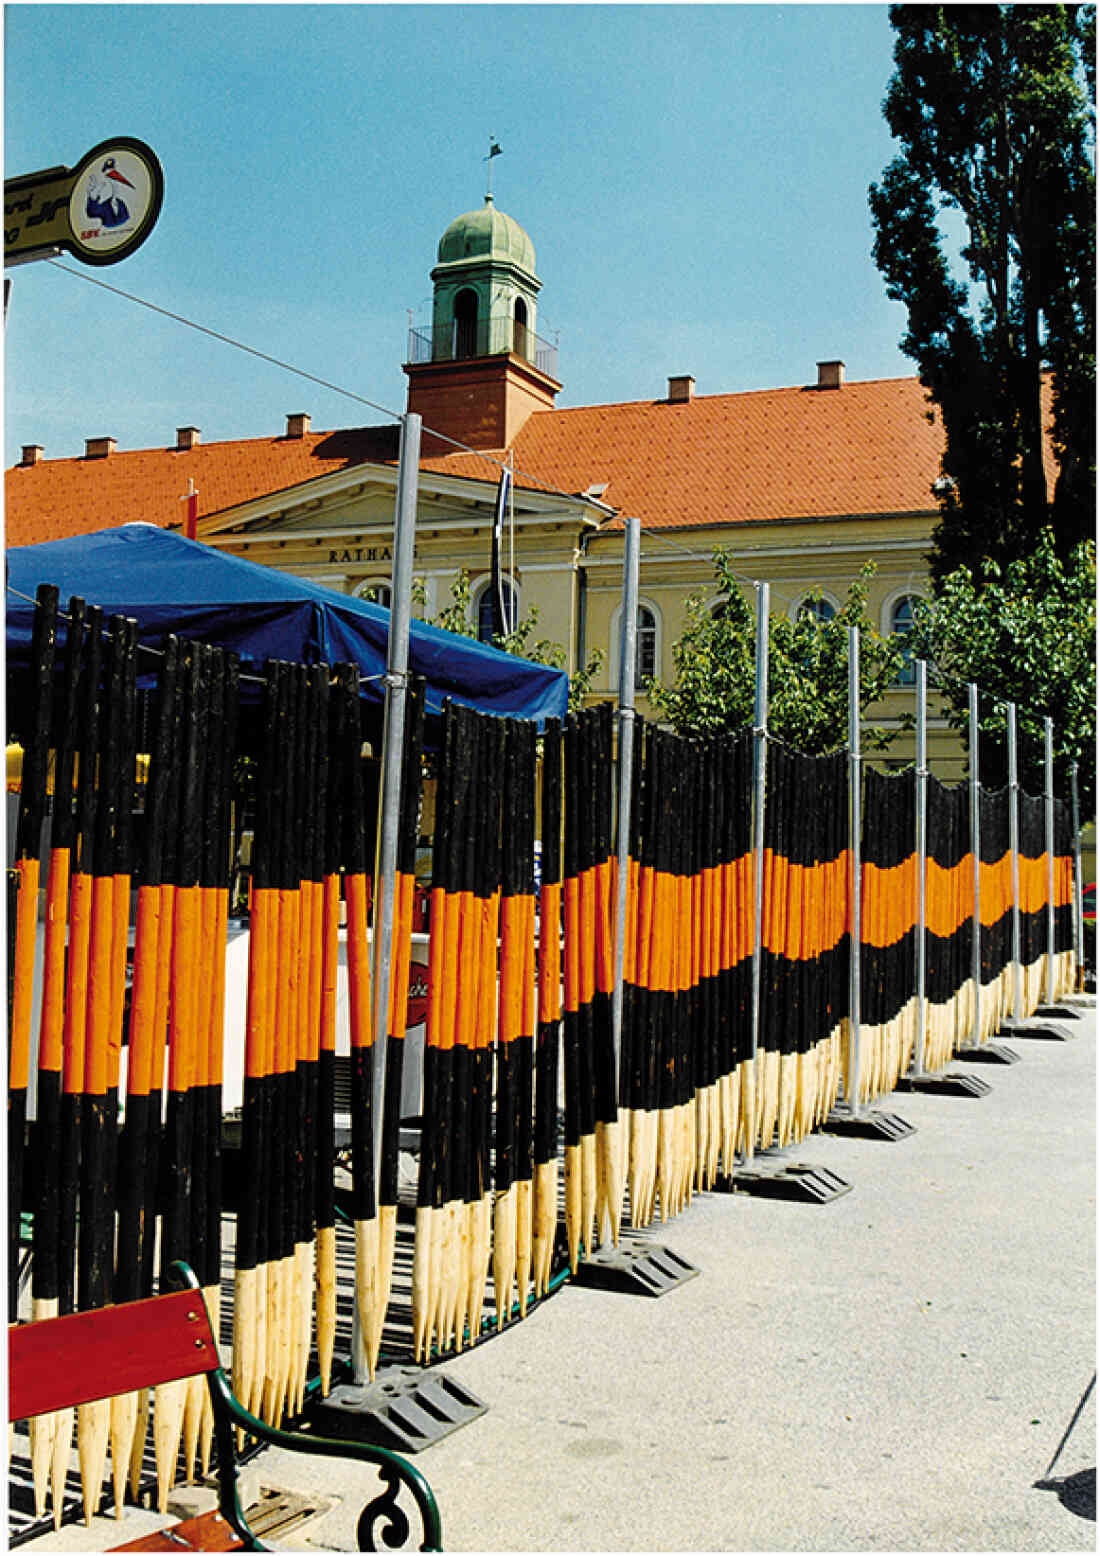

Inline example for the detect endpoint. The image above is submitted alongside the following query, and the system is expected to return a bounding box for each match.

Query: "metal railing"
[406,319,558,380]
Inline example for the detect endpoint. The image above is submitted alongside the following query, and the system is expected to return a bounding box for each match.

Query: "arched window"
[513,297,528,359]
[476,577,518,643]
[453,288,479,359]
[610,600,661,688]
[890,594,919,685]
[796,593,838,624]
[355,580,392,608]
[635,604,658,684]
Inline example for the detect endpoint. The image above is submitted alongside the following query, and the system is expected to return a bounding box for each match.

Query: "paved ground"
[19,1003,1095,1553]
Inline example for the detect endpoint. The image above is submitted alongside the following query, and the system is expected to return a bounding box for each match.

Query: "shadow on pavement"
[1033,1468,1096,1522]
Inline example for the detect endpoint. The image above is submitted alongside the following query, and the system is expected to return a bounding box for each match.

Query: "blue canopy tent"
[6,523,569,728]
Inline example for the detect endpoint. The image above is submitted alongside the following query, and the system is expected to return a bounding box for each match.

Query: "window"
[890,594,919,685]
[453,289,478,359]
[355,580,391,608]
[796,593,838,624]
[476,577,517,643]
[635,604,657,683]
[513,298,528,359]
[611,600,661,687]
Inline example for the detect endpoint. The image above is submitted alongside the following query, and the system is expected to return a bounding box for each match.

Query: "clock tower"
[404,196,561,454]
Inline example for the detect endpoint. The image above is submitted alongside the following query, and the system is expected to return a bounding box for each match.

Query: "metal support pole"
[749,581,769,1155]
[913,659,928,1076]
[1070,762,1083,990]
[846,627,862,1112]
[1007,703,1022,1022]
[612,516,640,1095]
[353,410,420,1381]
[968,684,982,1041]
[1044,715,1056,1003]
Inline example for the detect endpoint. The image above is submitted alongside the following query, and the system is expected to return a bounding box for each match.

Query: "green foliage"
[421,568,603,715]
[869,4,1096,583]
[563,647,606,716]
[425,568,476,638]
[648,554,906,754]
[908,529,1096,809]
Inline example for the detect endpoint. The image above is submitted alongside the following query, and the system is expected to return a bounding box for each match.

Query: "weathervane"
[484,137,502,203]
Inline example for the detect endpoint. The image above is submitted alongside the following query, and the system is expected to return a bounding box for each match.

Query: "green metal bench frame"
[8,1261,443,1552]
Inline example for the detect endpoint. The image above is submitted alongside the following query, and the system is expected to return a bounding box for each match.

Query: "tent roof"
[5,523,568,726]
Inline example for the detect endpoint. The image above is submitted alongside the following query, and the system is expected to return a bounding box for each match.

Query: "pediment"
[199,456,601,544]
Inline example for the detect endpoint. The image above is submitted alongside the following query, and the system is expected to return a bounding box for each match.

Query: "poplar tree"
[869,5,1095,584]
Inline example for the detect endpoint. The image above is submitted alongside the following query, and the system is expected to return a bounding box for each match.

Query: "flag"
[490,467,512,640]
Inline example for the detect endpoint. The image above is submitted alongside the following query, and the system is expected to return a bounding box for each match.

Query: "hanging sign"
[5,137,163,268]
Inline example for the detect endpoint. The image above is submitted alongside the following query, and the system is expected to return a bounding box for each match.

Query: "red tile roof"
[6,375,945,548]
[427,376,947,528]
[4,425,403,548]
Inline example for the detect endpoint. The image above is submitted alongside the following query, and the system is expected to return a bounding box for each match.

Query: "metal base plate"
[824,1108,917,1141]
[895,1071,992,1097]
[954,1042,1020,1064]
[715,1160,853,1203]
[306,1366,488,1454]
[998,1017,1077,1042]
[571,1235,700,1297]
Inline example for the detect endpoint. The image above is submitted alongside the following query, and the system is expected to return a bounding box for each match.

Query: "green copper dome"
[437,197,536,273]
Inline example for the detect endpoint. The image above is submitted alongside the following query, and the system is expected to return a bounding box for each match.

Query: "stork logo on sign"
[5,137,163,268]
[84,157,134,228]
[68,141,161,261]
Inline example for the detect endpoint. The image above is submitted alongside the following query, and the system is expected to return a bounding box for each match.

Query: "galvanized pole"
[612,516,640,1097]
[913,658,928,1076]
[353,410,420,1382]
[1044,715,1056,1003]
[748,581,769,1158]
[968,683,982,1042]
[846,626,863,1113]
[1007,702,1022,1022]
[1070,762,1083,991]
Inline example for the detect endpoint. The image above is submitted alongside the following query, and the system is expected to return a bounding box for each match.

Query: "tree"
[869,5,1095,584]
[416,568,604,715]
[647,554,906,753]
[908,529,1096,810]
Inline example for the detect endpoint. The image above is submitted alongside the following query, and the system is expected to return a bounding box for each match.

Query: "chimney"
[285,412,311,439]
[85,436,116,459]
[816,360,845,390]
[667,375,695,404]
[176,425,200,451]
[20,444,43,467]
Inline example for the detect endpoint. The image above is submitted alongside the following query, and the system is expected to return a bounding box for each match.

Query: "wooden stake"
[10,584,60,1326]
[533,720,562,1294]
[28,596,84,1518]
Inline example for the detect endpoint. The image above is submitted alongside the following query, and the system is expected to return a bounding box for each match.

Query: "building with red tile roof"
[6,196,963,767]
[5,368,946,548]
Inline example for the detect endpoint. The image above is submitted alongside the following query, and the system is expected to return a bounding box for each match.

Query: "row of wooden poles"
[8,583,1080,1532]
[855,765,1077,1096]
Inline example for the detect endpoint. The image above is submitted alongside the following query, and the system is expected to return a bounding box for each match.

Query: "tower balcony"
[407,318,559,382]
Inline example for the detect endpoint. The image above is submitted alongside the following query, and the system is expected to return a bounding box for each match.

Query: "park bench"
[8,1262,443,1552]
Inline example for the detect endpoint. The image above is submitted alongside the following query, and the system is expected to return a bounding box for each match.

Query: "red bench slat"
[110,1510,244,1551]
[9,1289,219,1422]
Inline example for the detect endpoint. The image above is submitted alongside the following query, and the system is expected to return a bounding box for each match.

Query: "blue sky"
[4,3,913,468]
